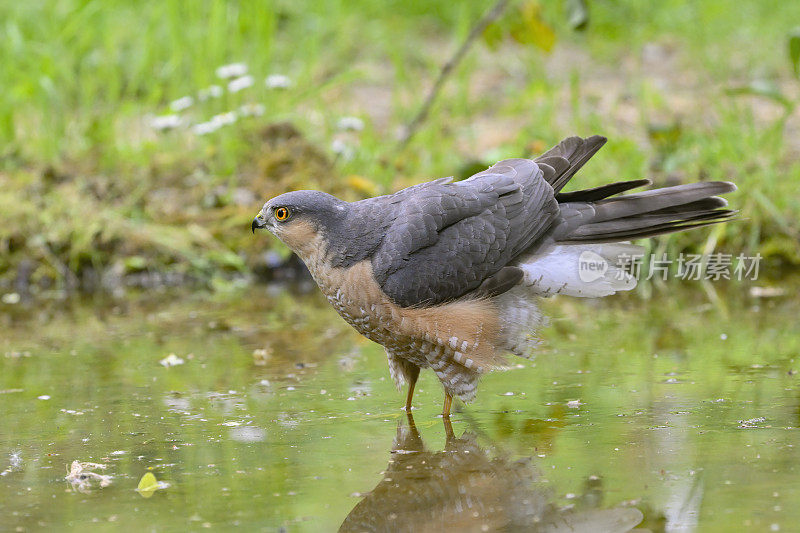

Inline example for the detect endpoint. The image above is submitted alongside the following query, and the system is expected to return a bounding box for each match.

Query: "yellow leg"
[442,392,453,418]
[404,366,420,412]
[442,415,455,441]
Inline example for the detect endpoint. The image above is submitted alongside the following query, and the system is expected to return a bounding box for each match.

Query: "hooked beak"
[252,216,268,234]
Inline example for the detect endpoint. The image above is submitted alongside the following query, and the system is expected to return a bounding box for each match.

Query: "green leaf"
[565,0,589,31]
[789,27,800,78]
[137,472,159,498]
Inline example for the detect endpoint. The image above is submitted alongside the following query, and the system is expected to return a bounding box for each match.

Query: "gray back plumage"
[369,160,559,307]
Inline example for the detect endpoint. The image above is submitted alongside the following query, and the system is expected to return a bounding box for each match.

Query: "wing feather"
[372,160,559,307]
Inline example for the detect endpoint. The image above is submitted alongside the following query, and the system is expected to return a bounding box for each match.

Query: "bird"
[252,135,736,417]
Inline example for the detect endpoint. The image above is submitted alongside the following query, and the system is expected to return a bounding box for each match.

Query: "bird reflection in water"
[340,413,643,533]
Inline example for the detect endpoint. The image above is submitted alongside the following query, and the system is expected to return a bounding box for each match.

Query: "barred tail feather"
[556,182,737,243]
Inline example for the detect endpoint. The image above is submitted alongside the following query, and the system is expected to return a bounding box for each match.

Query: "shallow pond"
[1,281,799,532]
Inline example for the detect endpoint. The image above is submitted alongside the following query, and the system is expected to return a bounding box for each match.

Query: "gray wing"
[371,159,559,307]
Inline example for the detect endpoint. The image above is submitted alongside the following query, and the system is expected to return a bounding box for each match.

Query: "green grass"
[1,0,799,290]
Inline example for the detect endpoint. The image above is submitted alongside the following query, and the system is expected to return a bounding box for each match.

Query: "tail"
[497,135,736,357]
[537,136,737,243]
[511,136,736,299]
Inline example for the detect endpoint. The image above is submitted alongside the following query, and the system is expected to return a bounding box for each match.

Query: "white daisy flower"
[149,114,182,130]
[169,96,194,112]
[215,63,248,79]
[211,111,238,126]
[337,116,365,131]
[192,121,219,135]
[228,75,254,93]
[265,74,292,89]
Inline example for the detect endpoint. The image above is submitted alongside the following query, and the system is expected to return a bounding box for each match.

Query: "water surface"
[1,282,798,531]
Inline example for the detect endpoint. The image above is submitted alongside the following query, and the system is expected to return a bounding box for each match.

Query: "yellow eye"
[274,207,291,222]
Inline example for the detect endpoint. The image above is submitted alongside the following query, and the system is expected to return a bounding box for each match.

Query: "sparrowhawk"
[252,135,735,417]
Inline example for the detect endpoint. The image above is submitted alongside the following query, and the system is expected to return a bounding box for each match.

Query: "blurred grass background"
[1,0,799,293]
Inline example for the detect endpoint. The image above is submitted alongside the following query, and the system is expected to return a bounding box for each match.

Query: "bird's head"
[252,190,348,256]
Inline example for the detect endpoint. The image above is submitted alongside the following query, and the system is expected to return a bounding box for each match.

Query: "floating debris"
[1,451,22,477]
[65,461,112,493]
[738,416,767,428]
[253,348,271,366]
[265,74,292,89]
[137,471,170,498]
[169,96,194,112]
[160,353,185,367]
[337,116,365,131]
[149,114,182,131]
[566,399,583,408]
[37,395,51,400]
[9,452,21,469]
[228,75,254,93]
[216,63,248,79]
